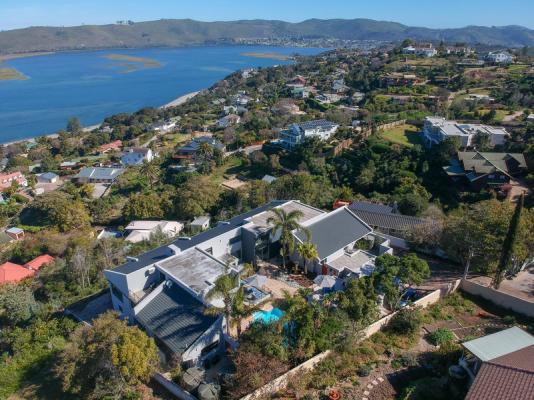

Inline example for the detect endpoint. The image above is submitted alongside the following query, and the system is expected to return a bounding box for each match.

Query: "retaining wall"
[240,351,332,400]
[460,279,534,318]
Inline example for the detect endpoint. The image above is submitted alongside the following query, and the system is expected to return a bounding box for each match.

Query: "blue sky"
[1,0,533,31]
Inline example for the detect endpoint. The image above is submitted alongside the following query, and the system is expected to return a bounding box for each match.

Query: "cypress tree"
[492,195,523,289]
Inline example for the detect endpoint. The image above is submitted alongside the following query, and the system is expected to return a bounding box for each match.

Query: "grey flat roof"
[463,327,534,362]
[296,208,372,260]
[328,251,375,275]
[136,284,217,355]
[111,200,288,275]
[157,248,227,294]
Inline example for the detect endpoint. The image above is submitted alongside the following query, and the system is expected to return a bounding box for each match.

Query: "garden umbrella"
[313,275,337,288]
[244,274,268,289]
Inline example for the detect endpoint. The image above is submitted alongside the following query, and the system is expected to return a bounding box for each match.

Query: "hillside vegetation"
[1,18,534,54]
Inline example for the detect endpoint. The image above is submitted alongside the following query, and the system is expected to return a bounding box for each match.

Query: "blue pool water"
[253,308,285,324]
[0,46,326,143]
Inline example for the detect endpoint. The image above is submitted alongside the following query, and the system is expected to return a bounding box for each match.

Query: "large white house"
[422,116,509,148]
[278,119,339,149]
[104,200,391,365]
[121,147,155,166]
[485,51,514,64]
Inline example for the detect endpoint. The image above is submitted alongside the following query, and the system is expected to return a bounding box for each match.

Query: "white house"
[124,220,184,243]
[485,51,514,64]
[103,200,392,365]
[216,114,241,129]
[37,172,59,184]
[403,45,437,58]
[190,216,210,233]
[422,116,509,148]
[278,119,339,150]
[121,148,154,166]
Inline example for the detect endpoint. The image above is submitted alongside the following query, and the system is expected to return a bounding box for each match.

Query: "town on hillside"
[1,38,533,400]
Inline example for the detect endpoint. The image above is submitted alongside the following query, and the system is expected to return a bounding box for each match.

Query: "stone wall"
[460,279,534,317]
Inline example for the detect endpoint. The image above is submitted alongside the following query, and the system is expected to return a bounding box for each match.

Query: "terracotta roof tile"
[466,345,534,400]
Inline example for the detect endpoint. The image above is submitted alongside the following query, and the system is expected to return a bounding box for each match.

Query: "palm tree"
[198,142,214,163]
[140,160,160,185]
[297,241,318,275]
[205,272,259,338]
[231,288,260,338]
[267,208,309,271]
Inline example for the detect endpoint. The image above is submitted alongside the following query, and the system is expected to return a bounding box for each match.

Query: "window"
[205,247,213,255]
[229,236,241,245]
[201,340,219,356]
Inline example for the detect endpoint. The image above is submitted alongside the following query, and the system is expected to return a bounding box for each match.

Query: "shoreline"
[0,90,202,147]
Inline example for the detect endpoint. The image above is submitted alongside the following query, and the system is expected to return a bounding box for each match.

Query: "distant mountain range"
[1,18,533,54]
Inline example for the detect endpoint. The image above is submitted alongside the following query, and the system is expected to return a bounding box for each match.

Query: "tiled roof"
[349,207,430,233]
[136,284,218,355]
[0,262,34,283]
[466,345,534,400]
[458,152,526,176]
[24,255,54,271]
[350,201,394,214]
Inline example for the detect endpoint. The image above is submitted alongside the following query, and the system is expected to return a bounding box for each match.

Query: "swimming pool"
[253,308,285,324]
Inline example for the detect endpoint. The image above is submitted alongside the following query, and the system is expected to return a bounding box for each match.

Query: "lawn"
[380,124,422,147]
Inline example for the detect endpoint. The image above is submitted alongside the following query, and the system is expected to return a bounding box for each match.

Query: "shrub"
[428,328,455,346]
[503,315,516,325]
[357,364,373,377]
[388,307,423,336]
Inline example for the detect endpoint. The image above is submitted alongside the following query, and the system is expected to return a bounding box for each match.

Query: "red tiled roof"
[24,254,54,271]
[98,140,122,152]
[466,345,534,400]
[0,262,34,283]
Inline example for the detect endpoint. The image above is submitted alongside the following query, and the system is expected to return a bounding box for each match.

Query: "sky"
[1,0,533,31]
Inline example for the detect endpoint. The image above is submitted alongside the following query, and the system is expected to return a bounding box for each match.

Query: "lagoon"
[0,46,325,143]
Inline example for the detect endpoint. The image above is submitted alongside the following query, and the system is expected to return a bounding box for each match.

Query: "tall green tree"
[56,312,158,399]
[493,195,523,289]
[267,208,309,271]
[297,241,318,275]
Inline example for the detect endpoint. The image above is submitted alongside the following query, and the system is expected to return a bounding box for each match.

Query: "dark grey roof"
[296,208,372,260]
[136,284,217,355]
[297,119,338,131]
[350,201,394,214]
[349,208,429,233]
[112,200,288,274]
[178,136,225,153]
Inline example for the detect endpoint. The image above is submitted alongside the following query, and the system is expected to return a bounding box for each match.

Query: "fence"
[460,279,534,318]
[240,351,332,400]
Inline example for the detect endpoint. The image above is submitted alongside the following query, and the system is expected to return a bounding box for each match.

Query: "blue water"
[0,46,325,143]
[253,308,285,324]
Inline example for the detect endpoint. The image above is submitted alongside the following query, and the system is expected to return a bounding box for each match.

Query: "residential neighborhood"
[0,14,533,400]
